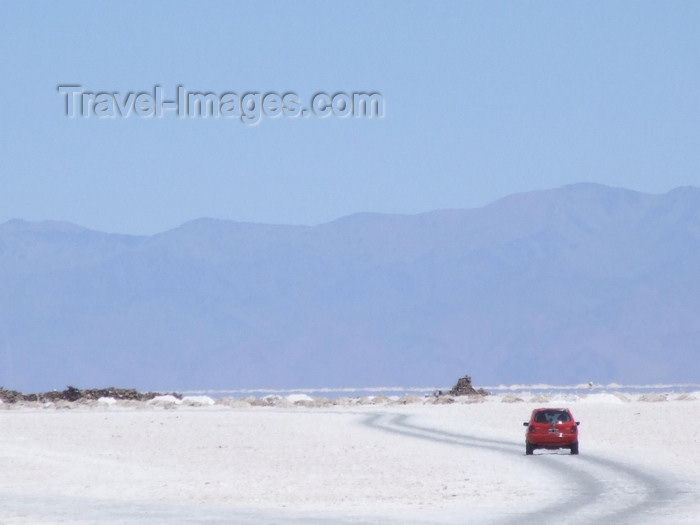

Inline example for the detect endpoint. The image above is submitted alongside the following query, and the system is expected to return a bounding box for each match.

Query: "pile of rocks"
[0,386,180,404]
[447,375,490,397]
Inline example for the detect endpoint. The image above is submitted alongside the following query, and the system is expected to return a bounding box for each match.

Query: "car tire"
[570,443,579,455]
[526,442,534,455]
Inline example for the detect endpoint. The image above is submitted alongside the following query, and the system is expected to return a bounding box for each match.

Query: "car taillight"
[570,426,577,434]
[528,425,535,433]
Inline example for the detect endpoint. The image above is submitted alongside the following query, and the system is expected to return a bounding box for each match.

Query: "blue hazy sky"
[1,1,699,235]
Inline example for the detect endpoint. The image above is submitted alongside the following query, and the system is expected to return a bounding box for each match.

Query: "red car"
[523,408,580,455]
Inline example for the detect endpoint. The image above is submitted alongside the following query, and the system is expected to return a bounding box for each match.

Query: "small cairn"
[448,375,490,397]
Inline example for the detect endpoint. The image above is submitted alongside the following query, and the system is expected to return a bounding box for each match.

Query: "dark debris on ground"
[0,386,181,404]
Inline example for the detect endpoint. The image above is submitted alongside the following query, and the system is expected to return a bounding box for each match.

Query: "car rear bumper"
[527,434,578,447]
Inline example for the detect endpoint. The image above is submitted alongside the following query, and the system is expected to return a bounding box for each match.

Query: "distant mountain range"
[1,183,698,392]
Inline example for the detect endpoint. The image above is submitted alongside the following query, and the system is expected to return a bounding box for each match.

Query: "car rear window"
[534,410,571,423]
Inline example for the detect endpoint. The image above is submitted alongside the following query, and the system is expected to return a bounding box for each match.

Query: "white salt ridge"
[181,395,215,406]
[3,385,699,411]
[147,395,182,406]
[285,393,315,403]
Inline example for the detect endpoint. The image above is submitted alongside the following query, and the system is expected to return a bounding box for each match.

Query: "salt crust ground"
[0,392,698,524]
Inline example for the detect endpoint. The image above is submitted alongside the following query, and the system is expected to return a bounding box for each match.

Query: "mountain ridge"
[1,184,698,391]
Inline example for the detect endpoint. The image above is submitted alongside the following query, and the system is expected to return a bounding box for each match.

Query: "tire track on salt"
[362,412,684,524]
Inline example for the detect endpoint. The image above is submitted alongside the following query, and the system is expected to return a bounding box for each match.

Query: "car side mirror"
[576,422,580,426]
[523,422,529,426]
